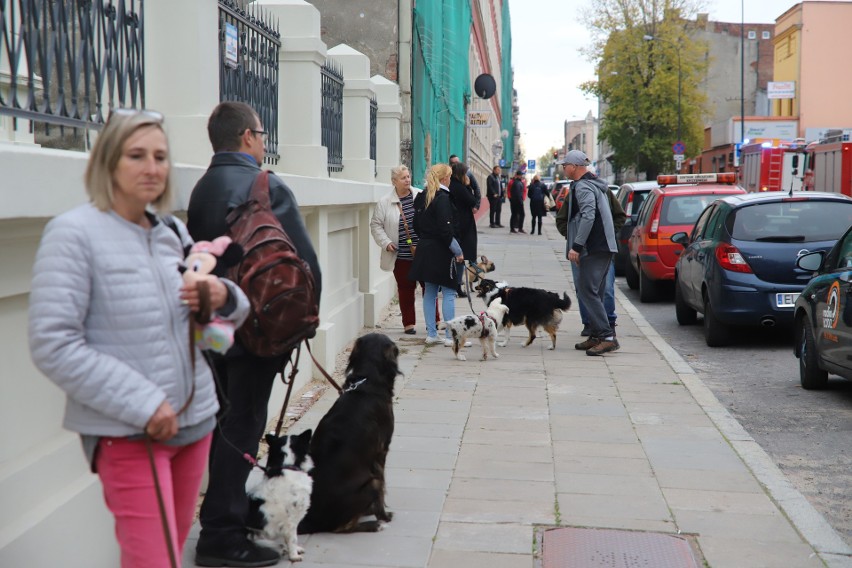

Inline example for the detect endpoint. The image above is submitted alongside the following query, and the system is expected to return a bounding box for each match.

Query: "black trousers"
[509,198,525,231]
[489,197,502,226]
[197,351,286,544]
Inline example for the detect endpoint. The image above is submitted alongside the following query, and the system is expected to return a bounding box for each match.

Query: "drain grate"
[540,527,700,568]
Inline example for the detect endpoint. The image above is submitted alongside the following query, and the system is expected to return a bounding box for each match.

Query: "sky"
[510,0,804,162]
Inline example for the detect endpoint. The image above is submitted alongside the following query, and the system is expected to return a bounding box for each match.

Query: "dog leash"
[463,261,477,315]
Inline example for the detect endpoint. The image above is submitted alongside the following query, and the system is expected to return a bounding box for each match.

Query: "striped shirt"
[397,193,418,260]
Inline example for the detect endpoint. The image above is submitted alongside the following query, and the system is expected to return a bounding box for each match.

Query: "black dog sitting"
[297,333,401,533]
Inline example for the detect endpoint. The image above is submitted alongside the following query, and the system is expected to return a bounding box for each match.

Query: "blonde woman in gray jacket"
[370,165,428,334]
[28,110,249,568]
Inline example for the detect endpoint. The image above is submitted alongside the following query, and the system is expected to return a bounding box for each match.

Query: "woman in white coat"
[370,165,433,334]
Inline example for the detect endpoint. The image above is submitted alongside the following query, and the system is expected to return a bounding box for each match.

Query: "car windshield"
[728,200,852,242]
[660,194,720,225]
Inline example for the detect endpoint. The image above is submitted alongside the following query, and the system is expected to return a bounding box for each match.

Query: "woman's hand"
[145,400,178,441]
[180,275,229,312]
[386,243,397,252]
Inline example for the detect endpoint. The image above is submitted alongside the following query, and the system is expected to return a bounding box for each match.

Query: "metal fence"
[321,61,343,173]
[369,95,377,176]
[0,0,145,138]
[217,0,280,165]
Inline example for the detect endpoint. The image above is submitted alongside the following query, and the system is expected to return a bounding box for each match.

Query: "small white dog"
[247,430,313,561]
[438,297,510,361]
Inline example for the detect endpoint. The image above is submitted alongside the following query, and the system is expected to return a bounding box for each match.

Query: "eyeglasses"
[248,129,268,142]
[109,108,164,123]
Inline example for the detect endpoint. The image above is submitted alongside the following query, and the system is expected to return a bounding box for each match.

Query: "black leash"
[463,261,477,315]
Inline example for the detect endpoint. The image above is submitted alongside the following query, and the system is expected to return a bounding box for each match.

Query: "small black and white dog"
[475,278,572,350]
[298,333,400,534]
[247,429,313,562]
[438,297,510,361]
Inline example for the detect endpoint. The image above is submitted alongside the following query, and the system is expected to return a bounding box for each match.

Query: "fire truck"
[739,140,806,193]
[802,137,852,196]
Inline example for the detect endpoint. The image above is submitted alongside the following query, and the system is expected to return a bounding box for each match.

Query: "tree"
[537,146,560,174]
[580,0,708,180]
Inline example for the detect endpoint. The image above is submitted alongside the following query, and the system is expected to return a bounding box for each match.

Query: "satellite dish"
[474,74,496,99]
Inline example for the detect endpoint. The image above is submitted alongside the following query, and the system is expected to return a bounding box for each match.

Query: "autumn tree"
[580,0,709,180]
[537,146,560,174]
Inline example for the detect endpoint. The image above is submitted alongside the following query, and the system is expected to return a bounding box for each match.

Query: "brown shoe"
[574,337,601,350]
[586,338,620,356]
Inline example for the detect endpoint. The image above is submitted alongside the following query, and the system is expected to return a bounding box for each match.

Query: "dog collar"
[343,377,367,393]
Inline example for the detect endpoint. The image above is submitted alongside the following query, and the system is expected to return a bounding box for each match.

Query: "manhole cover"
[540,527,700,568]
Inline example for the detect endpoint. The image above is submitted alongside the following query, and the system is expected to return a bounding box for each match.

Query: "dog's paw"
[548,345,555,350]
[456,354,467,361]
[288,552,304,562]
[497,341,508,347]
[493,352,500,358]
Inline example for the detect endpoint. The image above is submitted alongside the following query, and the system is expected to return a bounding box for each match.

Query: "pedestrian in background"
[508,170,527,234]
[448,161,479,297]
[370,165,431,335]
[555,150,619,356]
[28,109,249,568]
[188,101,321,567]
[486,165,504,228]
[527,174,548,235]
[450,153,482,213]
[409,163,464,347]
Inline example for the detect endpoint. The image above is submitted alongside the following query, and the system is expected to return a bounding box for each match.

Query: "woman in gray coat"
[28,110,248,568]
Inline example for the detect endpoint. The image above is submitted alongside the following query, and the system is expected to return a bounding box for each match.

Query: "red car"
[626,173,746,302]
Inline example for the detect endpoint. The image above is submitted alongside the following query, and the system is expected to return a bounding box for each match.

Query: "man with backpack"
[554,150,619,356]
[187,101,321,567]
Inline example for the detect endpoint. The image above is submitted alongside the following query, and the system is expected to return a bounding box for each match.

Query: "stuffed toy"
[180,236,243,353]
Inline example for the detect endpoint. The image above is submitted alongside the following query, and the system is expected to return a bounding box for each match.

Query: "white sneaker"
[425,335,443,345]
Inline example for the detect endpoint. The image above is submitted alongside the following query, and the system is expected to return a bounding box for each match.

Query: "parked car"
[608,184,620,196]
[794,222,852,388]
[673,191,852,347]
[613,181,657,275]
[626,173,745,302]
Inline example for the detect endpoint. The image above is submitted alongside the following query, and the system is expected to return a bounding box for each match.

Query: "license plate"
[775,293,796,308]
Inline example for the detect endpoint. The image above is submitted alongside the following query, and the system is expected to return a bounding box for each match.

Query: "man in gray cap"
[554,150,619,355]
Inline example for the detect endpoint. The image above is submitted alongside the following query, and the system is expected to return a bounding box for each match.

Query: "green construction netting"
[411,0,471,186]
[411,0,516,185]
[500,0,515,170]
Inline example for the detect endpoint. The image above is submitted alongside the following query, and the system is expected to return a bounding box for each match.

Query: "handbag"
[397,202,416,257]
[544,192,556,211]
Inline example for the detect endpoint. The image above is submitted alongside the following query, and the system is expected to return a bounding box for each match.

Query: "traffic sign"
[672,141,685,154]
[528,159,536,171]
[499,159,506,167]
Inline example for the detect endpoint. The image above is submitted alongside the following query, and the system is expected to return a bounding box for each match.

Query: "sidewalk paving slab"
[182,211,852,568]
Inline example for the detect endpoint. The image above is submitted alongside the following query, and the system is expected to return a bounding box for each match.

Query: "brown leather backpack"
[226,171,319,357]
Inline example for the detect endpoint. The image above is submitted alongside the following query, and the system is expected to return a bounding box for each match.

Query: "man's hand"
[568,249,580,265]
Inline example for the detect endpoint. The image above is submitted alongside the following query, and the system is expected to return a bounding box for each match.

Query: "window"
[762,31,771,40]
[690,205,715,242]
[748,30,756,40]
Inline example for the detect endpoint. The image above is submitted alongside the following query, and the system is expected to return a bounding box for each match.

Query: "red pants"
[96,433,212,568]
[393,259,438,327]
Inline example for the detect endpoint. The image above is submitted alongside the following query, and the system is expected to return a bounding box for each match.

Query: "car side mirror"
[671,232,689,247]
[796,251,824,272]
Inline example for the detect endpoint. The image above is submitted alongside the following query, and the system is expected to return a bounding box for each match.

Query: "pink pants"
[96,433,212,568]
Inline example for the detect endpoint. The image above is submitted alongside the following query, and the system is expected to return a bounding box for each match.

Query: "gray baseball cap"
[558,149,590,166]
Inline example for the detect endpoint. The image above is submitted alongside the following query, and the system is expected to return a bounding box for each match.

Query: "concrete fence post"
[372,75,402,185]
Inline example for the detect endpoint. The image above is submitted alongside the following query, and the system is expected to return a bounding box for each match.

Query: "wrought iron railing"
[321,60,343,173]
[217,0,280,165]
[0,0,145,138]
[369,94,377,176]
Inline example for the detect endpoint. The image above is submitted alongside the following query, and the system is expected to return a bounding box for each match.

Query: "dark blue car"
[671,191,852,346]
[793,226,852,389]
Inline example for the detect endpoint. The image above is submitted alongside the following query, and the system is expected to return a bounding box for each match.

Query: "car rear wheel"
[799,317,828,390]
[625,257,639,290]
[675,279,697,325]
[703,295,729,347]
[639,265,658,303]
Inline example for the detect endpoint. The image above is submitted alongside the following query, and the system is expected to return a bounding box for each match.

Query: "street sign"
[528,159,536,171]
[224,23,239,68]
[499,159,506,167]
[673,153,685,161]
[672,141,685,154]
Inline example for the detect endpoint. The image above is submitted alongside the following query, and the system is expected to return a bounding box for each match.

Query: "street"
[616,278,852,547]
